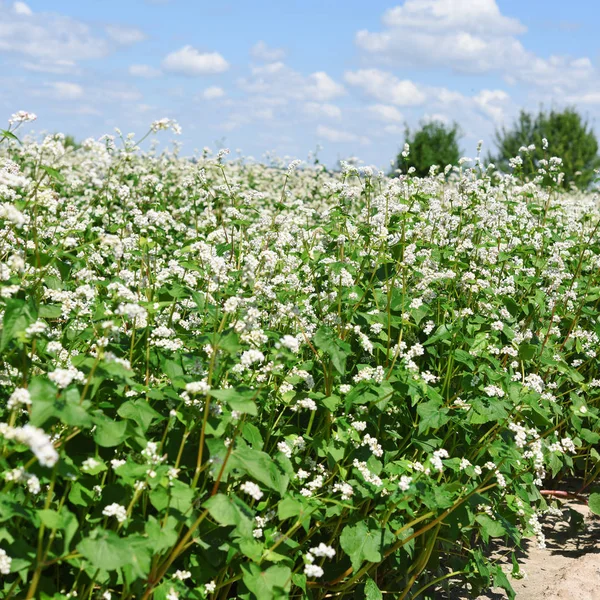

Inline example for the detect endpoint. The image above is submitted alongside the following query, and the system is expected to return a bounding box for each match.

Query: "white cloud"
[129,64,161,78]
[304,102,342,119]
[251,40,286,62]
[12,1,31,16]
[355,0,527,73]
[316,125,358,143]
[308,72,345,101]
[315,125,370,146]
[473,89,510,122]
[344,69,426,106]
[565,91,600,105]
[354,0,596,93]
[50,81,84,100]
[203,86,225,100]
[162,45,229,75]
[368,104,403,122]
[0,3,110,68]
[381,0,525,36]
[239,63,344,102]
[105,24,146,45]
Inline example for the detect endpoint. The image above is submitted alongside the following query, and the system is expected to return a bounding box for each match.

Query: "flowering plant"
[0,116,598,599]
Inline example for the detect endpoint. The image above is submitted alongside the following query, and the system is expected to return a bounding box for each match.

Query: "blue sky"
[1,0,599,168]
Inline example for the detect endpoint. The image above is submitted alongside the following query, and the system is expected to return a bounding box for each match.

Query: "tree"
[392,120,461,177]
[491,107,600,189]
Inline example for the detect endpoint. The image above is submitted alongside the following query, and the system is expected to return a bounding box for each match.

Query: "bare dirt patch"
[476,502,600,600]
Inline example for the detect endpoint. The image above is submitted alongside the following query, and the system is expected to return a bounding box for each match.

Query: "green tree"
[392,120,461,177]
[491,107,600,189]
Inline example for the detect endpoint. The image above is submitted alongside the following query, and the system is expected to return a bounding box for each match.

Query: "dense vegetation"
[0,113,599,599]
[490,108,600,190]
[392,120,462,178]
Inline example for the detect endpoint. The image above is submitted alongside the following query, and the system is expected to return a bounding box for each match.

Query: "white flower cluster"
[240,480,263,501]
[0,423,58,467]
[102,503,128,523]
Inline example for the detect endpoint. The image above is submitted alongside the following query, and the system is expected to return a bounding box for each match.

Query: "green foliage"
[491,107,600,189]
[393,120,462,177]
[0,117,598,600]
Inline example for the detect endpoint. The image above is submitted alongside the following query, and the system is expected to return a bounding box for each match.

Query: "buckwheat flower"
[483,385,505,398]
[185,380,210,394]
[9,110,37,124]
[362,433,383,457]
[304,563,324,578]
[339,384,352,394]
[240,481,263,501]
[398,475,412,491]
[561,437,576,453]
[0,548,12,574]
[82,457,101,472]
[370,323,384,335]
[27,474,41,494]
[102,503,127,523]
[410,298,423,310]
[294,398,317,411]
[287,159,302,175]
[333,481,354,500]
[279,334,301,353]
[431,449,449,472]
[2,424,59,467]
[459,458,471,471]
[496,472,507,488]
[205,581,217,594]
[296,469,311,480]
[310,543,335,559]
[351,420,367,432]
[277,441,292,458]
[172,570,191,581]
[166,589,179,600]
[7,387,31,410]
[48,368,77,388]
[111,459,126,469]
[240,349,265,367]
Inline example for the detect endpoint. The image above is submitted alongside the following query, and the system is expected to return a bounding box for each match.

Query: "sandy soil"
[474,502,600,600]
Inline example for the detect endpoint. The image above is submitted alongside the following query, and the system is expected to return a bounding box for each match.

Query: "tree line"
[393,107,600,190]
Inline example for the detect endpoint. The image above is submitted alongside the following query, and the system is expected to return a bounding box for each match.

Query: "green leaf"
[144,516,179,553]
[241,422,264,449]
[209,388,258,416]
[38,507,78,552]
[241,563,292,600]
[314,326,351,375]
[40,164,65,183]
[117,399,162,432]
[31,383,92,428]
[1,298,37,351]
[77,529,133,571]
[588,493,600,516]
[340,521,391,572]
[149,480,194,513]
[475,515,506,542]
[277,497,305,521]
[229,448,289,495]
[93,416,128,447]
[203,493,253,538]
[417,399,450,434]
[364,578,383,600]
[0,129,20,143]
[493,564,516,600]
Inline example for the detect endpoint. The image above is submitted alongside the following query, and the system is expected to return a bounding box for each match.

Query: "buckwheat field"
[0,112,599,600]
